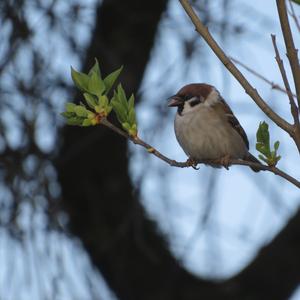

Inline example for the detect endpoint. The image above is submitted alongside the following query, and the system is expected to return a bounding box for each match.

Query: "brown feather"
[177,83,213,99]
[216,98,250,150]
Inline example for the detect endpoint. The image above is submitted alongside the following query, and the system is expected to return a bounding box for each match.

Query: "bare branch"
[101,118,187,167]
[288,0,300,34]
[179,0,293,135]
[100,118,300,189]
[277,0,300,109]
[230,56,297,98]
[271,34,300,127]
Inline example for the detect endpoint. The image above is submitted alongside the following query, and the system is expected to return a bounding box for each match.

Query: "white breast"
[174,105,248,160]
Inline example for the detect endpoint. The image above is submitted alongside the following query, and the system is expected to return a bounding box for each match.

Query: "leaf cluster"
[111,85,137,137]
[61,103,97,126]
[61,59,137,135]
[256,121,281,166]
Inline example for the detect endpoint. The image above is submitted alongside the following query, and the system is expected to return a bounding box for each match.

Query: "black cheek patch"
[177,103,184,115]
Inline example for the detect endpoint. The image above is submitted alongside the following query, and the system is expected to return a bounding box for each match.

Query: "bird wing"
[217,98,249,150]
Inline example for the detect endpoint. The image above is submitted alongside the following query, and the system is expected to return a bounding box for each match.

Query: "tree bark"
[226,208,300,300]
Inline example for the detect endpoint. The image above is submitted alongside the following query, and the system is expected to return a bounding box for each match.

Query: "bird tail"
[247,153,262,172]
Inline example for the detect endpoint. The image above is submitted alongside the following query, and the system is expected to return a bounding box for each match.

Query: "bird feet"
[186,157,200,170]
[187,155,232,170]
[213,154,231,170]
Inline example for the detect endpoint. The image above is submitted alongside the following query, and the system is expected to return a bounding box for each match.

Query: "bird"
[167,83,261,172]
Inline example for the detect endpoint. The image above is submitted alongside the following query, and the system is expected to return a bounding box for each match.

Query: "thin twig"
[277,0,300,109]
[179,0,293,135]
[288,0,300,34]
[271,34,300,127]
[230,56,297,98]
[101,118,187,167]
[100,118,300,189]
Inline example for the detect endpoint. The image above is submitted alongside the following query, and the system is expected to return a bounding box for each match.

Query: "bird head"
[168,83,219,115]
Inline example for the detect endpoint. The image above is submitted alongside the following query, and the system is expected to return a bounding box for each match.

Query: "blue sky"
[1,0,300,299]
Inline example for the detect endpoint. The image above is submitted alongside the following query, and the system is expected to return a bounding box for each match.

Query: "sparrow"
[168,83,260,171]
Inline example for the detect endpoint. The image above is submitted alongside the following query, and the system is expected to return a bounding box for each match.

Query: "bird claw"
[215,154,231,170]
[186,156,231,170]
[186,158,200,170]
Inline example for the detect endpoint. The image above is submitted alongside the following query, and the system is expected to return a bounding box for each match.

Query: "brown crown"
[176,83,213,99]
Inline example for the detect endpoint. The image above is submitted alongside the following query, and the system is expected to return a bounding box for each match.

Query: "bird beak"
[167,96,183,107]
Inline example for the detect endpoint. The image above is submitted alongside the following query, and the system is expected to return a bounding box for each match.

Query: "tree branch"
[276,0,300,109]
[230,56,297,98]
[271,34,300,128]
[288,0,300,34]
[100,118,300,189]
[101,118,187,167]
[178,0,293,135]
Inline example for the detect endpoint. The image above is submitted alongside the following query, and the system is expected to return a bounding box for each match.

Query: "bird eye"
[184,94,192,101]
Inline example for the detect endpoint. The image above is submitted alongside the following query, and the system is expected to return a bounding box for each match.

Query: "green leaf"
[98,95,109,107]
[87,71,105,96]
[256,143,269,157]
[122,122,131,131]
[129,124,137,136]
[128,94,135,110]
[66,117,84,126]
[88,58,101,78]
[95,105,104,114]
[256,122,270,144]
[291,0,300,5]
[117,84,128,109]
[87,111,96,119]
[67,61,136,129]
[105,105,113,115]
[84,93,98,109]
[61,111,74,118]
[128,107,136,125]
[103,66,123,94]
[111,99,127,123]
[256,121,281,166]
[65,102,77,112]
[271,150,276,157]
[82,119,93,127]
[71,67,90,92]
[256,121,271,156]
[74,105,88,117]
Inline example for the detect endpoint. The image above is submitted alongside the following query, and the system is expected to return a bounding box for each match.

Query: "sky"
[1,0,300,299]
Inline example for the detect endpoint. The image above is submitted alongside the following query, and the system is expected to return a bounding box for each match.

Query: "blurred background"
[0,0,300,299]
